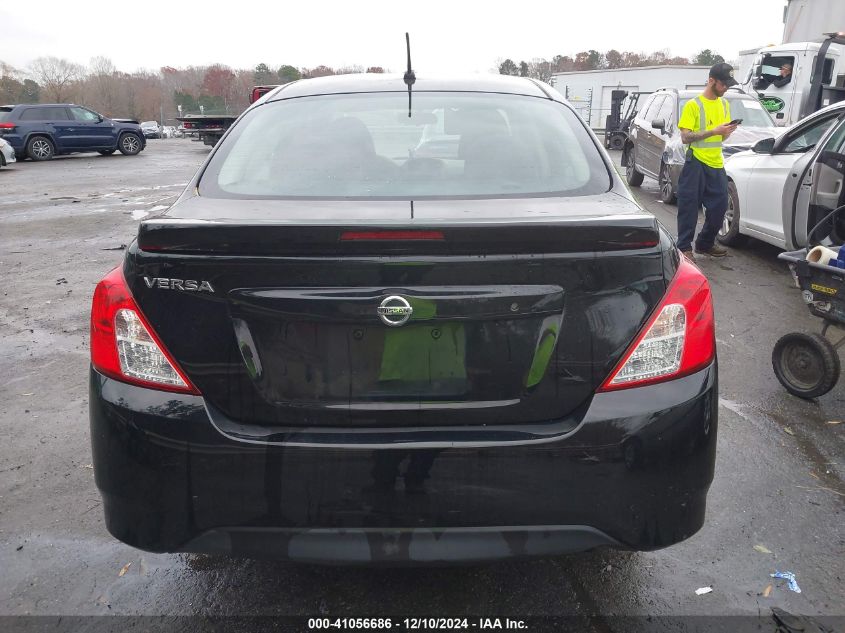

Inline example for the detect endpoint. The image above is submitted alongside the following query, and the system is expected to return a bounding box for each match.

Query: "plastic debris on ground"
[663,137,686,166]
[754,545,773,554]
[771,570,801,593]
[695,587,713,595]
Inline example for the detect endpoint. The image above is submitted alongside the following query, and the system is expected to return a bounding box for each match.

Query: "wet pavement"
[0,142,843,629]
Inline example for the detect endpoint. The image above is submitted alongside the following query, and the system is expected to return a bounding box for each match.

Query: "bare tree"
[85,56,120,115]
[528,58,553,83]
[336,64,365,75]
[29,56,84,102]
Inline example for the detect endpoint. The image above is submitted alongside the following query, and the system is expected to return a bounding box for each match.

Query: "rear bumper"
[2,133,25,152]
[90,363,718,563]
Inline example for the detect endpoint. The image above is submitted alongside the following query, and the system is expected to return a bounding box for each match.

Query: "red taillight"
[340,230,445,241]
[598,257,715,392]
[0,122,15,132]
[183,122,193,129]
[90,266,200,394]
[250,88,264,104]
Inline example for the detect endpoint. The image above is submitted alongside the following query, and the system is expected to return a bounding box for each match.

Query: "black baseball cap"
[709,62,738,87]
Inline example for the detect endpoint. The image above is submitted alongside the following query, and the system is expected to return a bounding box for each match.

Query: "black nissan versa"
[89,73,718,564]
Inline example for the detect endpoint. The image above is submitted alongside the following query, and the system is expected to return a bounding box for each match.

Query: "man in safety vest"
[676,63,740,261]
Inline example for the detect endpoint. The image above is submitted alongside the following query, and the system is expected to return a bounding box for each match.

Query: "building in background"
[550,66,709,130]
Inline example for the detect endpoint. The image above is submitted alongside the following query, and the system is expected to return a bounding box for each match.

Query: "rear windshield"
[679,96,775,128]
[0,107,12,122]
[199,92,610,200]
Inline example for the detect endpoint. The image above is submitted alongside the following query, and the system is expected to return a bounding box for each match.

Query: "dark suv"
[622,88,777,203]
[0,104,146,161]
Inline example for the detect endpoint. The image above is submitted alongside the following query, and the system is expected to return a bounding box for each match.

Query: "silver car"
[0,137,16,169]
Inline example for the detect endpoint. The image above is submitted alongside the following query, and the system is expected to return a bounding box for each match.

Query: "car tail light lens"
[90,266,199,394]
[0,122,15,133]
[598,257,715,391]
[183,122,193,129]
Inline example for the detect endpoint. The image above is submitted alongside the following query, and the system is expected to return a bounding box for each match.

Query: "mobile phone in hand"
[728,118,743,125]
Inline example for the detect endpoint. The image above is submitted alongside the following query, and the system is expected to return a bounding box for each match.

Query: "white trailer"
[550,65,710,130]
[783,0,845,43]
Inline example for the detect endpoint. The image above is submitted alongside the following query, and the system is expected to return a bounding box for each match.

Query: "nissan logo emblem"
[377,295,413,327]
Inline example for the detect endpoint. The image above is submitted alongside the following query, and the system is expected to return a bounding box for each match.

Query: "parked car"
[89,74,718,564]
[0,137,15,169]
[0,104,145,160]
[622,88,779,203]
[720,101,845,249]
[140,121,161,139]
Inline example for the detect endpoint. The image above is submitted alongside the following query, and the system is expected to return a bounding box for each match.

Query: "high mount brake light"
[90,267,199,394]
[598,257,715,392]
[340,230,445,241]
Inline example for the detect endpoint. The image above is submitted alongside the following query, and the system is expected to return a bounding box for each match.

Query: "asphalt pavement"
[0,141,842,631]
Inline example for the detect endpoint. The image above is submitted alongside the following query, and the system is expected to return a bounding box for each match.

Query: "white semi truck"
[738,33,845,127]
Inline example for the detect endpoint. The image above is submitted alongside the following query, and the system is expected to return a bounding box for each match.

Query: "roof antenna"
[403,32,415,118]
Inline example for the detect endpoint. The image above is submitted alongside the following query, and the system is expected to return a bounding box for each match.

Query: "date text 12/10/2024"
[307,618,528,630]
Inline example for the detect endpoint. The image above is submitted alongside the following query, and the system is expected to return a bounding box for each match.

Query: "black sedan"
[89,74,718,564]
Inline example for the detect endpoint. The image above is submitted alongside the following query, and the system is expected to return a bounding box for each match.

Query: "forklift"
[604,90,646,151]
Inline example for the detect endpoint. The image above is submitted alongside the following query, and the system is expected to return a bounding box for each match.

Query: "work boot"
[680,249,696,263]
[695,243,728,257]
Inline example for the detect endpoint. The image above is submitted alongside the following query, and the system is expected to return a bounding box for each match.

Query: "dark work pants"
[676,151,729,252]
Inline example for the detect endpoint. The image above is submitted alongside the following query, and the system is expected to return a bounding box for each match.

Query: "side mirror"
[752,137,776,154]
[651,118,666,131]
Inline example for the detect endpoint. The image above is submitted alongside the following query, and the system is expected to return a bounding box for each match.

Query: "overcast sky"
[1,1,786,74]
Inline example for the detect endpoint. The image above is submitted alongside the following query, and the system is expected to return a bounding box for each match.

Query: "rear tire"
[659,162,677,204]
[26,136,54,161]
[625,146,644,187]
[118,133,142,156]
[772,332,839,399]
[717,181,748,247]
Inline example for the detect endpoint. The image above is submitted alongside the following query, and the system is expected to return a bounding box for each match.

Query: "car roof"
[785,99,845,128]
[4,103,79,107]
[266,73,552,102]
